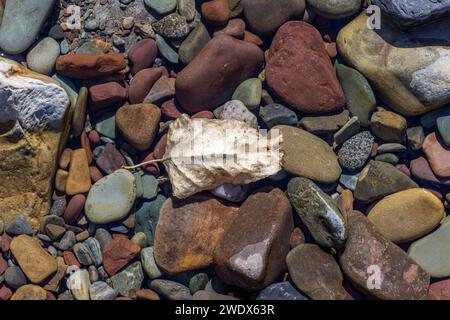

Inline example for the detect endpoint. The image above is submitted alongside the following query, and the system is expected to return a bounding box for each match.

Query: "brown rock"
[337,189,353,218]
[214,187,294,290]
[116,103,161,151]
[80,131,93,165]
[370,110,407,142]
[287,244,347,300]
[289,228,305,249]
[266,21,345,114]
[153,134,168,159]
[136,289,160,300]
[423,132,450,178]
[10,235,57,284]
[129,68,163,104]
[339,211,430,300]
[66,149,92,196]
[128,39,158,75]
[95,143,126,175]
[63,194,85,224]
[176,35,264,113]
[55,54,126,79]
[10,284,47,300]
[428,279,450,300]
[143,76,176,104]
[299,110,349,134]
[154,194,238,274]
[89,82,127,112]
[102,237,141,276]
[89,166,103,183]
[161,99,182,120]
[243,31,263,46]
[213,18,246,38]
[410,157,450,186]
[201,0,230,26]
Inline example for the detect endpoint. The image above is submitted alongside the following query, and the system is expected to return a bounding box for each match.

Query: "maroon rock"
[201,0,230,26]
[102,237,141,276]
[128,39,158,75]
[63,251,80,268]
[339,211,430,300]
[0,286,12,300]
[410,157,450,186]
[428,279,450,300]
[129,68,163,104]
[175,35,264,113]
[1,234,11,253]
[64,194,86,224]
[89,82,128,113]
[141,152,160,175]
[266,21,345,113]
[153,134,168,160]
[0,255,7,275]
[289,227,305,249]
[96,144,126,175]
[161,99,182,120]
[88,130,101,149]
[423,132,450,178]
[89,166,103,183]
[55,54,126,79]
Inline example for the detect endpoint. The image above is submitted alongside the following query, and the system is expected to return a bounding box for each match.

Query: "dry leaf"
[163,115,283,199]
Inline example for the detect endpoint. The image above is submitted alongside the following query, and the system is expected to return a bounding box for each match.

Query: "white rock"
[68,268,91,300]
[26,37,60,75]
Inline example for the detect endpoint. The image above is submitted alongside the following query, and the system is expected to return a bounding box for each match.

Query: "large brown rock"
[175,35,264,112]
[266,21,345,114]
[10,235,58,284]
[0,58,70,230]
[154,194,238,274]
[55,54,126,79]
[339,211,430,300]
[214,187,293,290]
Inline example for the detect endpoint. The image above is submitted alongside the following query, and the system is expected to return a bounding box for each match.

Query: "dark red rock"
[428,279,450,300]
[175,35,264,113]
[89,82,127,113]
[55,54,126,79]
[289,227,305,249]
[266,21,345,114]
[423,132,450,178]
[63,251,80,268]
[0,286,12,300]
[96,144,126,174]
[339,211,430,300]
[64,194,86,224]
[201,0,230,26]
[88,130,101,149]
[214,187,294,290]
[128,39,158,75]
[410,157,450,186]
[129,68,163,104]
[161,99,182,120]
[89,166,103,183]
[1,234,11,253]
[102,237,141,276]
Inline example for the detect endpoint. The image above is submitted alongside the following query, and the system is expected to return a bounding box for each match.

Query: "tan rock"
[11,284,47,300]
[368,189,445,243]
[370,110,407,142]
[66,149,92,195]
[10,235,58,284]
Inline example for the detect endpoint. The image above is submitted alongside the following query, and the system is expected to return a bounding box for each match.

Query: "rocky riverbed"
[0,0,449,301]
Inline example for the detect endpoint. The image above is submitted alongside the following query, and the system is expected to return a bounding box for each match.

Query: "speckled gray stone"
[338,131,374,171]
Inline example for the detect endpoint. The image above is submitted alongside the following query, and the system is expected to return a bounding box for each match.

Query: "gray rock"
[259,103,298,129]
[373,0,450,26]
[89,281,118,300]
[152,13,189,39]
[141,247,162,279]
[220,100,258,129]
[5,216,33,236]
[73,243,94,266]
[84,238,103,267]
[338,131,374,171]
[56,231,76,250]
[257,282,308,300]
[189,273,209,294]
[26,37,60,75]
[150,279,193,300]
[5,266,27,289]
[94,228,112,250]
[211,183,249,203]
[339,170,360,191]
[377,143,407,154]
[407,126,425,151]
[111,261,144,297]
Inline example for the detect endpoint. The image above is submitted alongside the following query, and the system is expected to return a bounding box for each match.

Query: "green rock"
[336,64,376,126]
[299,110,350,134]
[409,220,450,278]
[131,232,148,249]
[85,170,137,224]
[155,34,179,64]
[145,0,177,14]
[420,106,450,130]
[307,0,362,19]
[179,23,211,65]
[374,153,399,165]
[72,87,88,137]
[95,112,116,139]
[52,74,79,108]
[141,247,163,279]
[437,115,450,146]
[76,41,105,54]
[135,195,167,246]
[232,78,262,110]
[287,177,347,251]
[259,103,298,129]
[189,273,209,294]
[141,174,159,200]
[333,116,360,146]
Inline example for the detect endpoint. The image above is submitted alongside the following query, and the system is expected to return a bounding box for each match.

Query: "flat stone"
[89,82,127,113]
[66,149,92,196]
[95,144,126,175]
[299,110,350,134]
[287,244,347,300]
[85,169,136,224]
[141,246,162,279]
[287,177,346,250]
[339,211,430,300]
[55,54,126,80]
[102,237,141,276]
[145,0,177,15]
[111,261,144,297]
[214,187,293,290]
[354,161,418,203]
[155,34,179,64]
[259,104,298,129]
[333,116,361,146]
[26,37,60,75]
[307,0,363,19]
[5,216,33,236]
[94,112,116,139]
[370,110,407,143]
[10,235,57,284]
[72,87,88,137]
[437,115,450,146]
[275,125,341,183]
[368,188,445,243]
[154,194,238,274]
[150,279,192,300]
[143,76,176,104]
[129,68,163,104]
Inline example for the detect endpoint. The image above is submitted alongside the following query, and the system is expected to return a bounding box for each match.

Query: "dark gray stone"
[257,282,308,300]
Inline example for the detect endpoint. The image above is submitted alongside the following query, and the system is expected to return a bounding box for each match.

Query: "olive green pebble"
[232,78,262,110]
[131,232,148,249]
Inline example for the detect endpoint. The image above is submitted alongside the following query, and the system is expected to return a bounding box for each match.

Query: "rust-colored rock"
[175,35,264,112]
[428,279,450,300]
[102,237,141,276]
[55,54,126,79]
[129,68,163,104]
[154,194,238,274]
[66,149,92,196]
[266,21,345,113]
[214,187,294,290]
[201,0,230,26]
[128,39,158,75]
[339,211,430,300]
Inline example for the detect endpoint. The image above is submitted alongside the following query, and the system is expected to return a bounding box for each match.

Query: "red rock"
[0,286,12,300]
[64,194,86,224]
[129,68,163,104]
[141,152,160,175]
[0,255,6,274]
[339,211,430,300]
[214,187,294,290]
[89,166,103,183]
[213,19,246,38]
[81,131,93,165]
[266,21,345,114]
[128,39,158,75]
[63,251,80,267]
[88,130,101,148]
[102,237,141,276]
[89,82,128,112]
[410,157,450,186]
[192,111,215,119]
[136,289,160,300]
[423,132,450,178]
[243,31,263,46]
[1,234,11,253]
[161,99,182,120]
[55,54,126,79]
[154,134,168,160]
[154,194,239,274]
[289,227,305,249]
[96,143,126,174]
[176,35,264,113]
[116,103,161,151]
[428,279,450,300]
[201,0,230,26]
